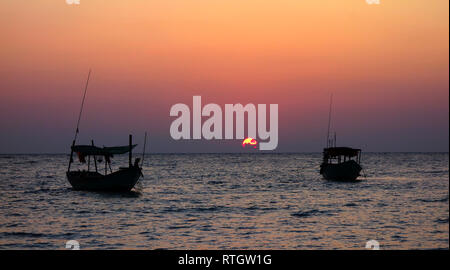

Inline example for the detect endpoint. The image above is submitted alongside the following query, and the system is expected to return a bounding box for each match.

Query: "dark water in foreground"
[0,153,448,250]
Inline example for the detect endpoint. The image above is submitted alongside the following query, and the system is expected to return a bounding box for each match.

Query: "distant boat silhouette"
[66,70,144,191]
[319,94,363,181]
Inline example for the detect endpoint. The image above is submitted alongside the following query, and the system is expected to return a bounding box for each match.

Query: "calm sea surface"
[0,153,448,249]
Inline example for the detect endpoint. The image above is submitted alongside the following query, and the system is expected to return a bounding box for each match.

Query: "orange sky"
[0,0,448,153]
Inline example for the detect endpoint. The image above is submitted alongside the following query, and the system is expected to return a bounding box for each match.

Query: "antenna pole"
[326,94,333,147]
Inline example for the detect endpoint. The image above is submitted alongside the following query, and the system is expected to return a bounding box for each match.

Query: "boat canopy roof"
[72,144,137,156]
[323,147,361,157]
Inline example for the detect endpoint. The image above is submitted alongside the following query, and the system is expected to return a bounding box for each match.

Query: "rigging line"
[73,69,92,143]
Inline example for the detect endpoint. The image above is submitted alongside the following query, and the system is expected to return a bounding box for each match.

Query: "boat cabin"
[68,135,139,175]
[322,147,361,165]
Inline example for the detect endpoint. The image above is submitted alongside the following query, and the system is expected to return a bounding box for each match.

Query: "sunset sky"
[0,0,448,153]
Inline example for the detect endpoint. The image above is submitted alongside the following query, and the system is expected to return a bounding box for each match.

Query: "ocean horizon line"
[0,151,448,155]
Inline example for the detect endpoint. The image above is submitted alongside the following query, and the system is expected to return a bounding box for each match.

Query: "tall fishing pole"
[68,69,91,172]
[326,93,333,147]
[73,69,91,143]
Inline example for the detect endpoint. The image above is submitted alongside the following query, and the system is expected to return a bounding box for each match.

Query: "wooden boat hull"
[320,160,362,181]
[66,167,141,192]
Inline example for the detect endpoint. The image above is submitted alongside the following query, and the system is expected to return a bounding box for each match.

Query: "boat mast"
[326,94,333,148]
[334,132,336,147]
[129,134,132,167]
[141,132,147,167]
[68,69,92,172]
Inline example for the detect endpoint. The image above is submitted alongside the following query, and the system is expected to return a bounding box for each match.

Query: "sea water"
[0,153,448,249]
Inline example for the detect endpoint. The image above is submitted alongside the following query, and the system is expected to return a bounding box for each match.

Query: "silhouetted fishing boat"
[319,94,363,181]
[320,147,362,181]
[67,135,143,191]
[66,70,145,192]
